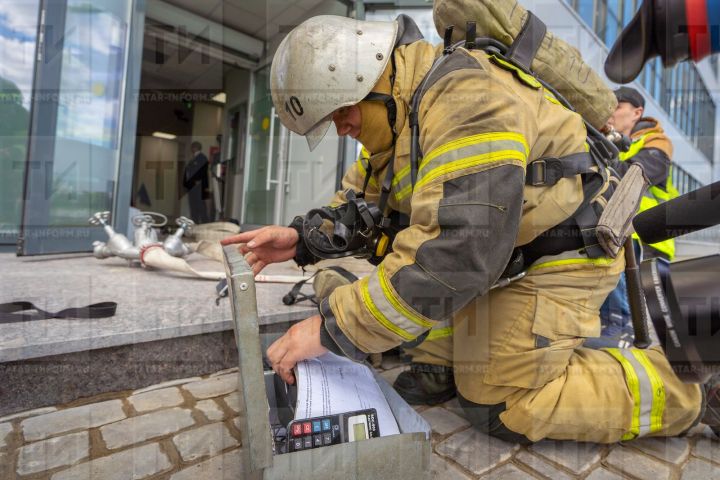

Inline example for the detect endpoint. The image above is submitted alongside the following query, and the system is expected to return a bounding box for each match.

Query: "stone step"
[0,253,316,417]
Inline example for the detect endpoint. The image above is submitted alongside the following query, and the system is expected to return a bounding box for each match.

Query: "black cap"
[614,87,645,109]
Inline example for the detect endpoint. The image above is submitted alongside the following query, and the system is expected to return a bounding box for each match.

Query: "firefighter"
[223,15,711,443]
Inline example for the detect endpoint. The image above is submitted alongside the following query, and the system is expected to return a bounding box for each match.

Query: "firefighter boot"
[393,363,456,405]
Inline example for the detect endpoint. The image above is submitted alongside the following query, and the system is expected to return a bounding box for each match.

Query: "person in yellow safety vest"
[223,15,717,443]
[585,86,679,351]
[611,86,679,260]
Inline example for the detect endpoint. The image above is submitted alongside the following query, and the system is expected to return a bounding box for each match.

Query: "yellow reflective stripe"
[421,132,529,170]
[360,276,415,341]
[604,348,642,440]
[544,93,561,106]
[622,349,655,437]
[392,165,413,201]
[417,150,526,191]
[393,164,410,187]
[605,348,666,439]
[394,183,413,202]
[395,132,528,200]
[377,264,434,330]
[427,326,453,340]
[543,89,569,111]
[631,349,666,433]
[529,256,615,271]
[489,54,542,89]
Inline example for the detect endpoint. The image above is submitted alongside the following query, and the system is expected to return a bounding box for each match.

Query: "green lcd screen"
[352,422,367,440]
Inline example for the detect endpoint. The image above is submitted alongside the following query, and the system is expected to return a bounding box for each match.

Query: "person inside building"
[585,86,678,350]
[223,15,714,443]
[183,141,210,224]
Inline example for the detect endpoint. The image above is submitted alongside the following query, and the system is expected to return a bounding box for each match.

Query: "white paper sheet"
[294,352,400,436]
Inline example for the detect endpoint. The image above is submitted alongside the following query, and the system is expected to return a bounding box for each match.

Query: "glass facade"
[0,0,41,242]
[567,0,716,163]
[18,0,136,254]
[46,0,131,227]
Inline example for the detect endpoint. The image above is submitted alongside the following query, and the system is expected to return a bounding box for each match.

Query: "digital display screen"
[352,422,368,440]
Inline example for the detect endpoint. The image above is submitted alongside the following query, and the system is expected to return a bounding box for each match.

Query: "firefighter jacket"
[617,117,678,259]
[313,39,613,358]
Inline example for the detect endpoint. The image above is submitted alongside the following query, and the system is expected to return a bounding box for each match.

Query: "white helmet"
[270,15,398,151]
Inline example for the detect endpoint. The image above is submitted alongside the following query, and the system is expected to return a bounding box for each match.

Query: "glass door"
[19,0,141,254]
[242,65,286,225]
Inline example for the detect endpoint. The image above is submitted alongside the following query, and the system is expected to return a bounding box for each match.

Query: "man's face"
[608,101,643,136]
[331,105,361,138]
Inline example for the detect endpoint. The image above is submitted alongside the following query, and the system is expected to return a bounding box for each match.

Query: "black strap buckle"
[528,159,546,186]
[443,25,455,54]
[465,21,477,50]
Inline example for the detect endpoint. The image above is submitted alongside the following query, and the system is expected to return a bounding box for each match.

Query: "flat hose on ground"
[140,243,308,283]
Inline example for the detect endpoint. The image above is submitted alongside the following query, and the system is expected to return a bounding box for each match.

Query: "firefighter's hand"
[221,226,299,275]
[266,315,328,384]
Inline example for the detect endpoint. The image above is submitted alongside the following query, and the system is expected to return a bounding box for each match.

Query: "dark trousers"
[187,184,209,224]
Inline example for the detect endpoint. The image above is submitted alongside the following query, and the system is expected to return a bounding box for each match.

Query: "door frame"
[111,0,147,244]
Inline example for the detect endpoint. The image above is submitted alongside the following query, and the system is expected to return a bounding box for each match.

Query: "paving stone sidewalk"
[1,363,719,479]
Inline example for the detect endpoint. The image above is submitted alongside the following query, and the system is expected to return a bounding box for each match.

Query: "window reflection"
[48,0,130,227]
[0,0,40,241]
[55,4,127,149]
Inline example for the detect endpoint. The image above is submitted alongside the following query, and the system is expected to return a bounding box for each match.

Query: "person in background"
[586,86,678,349]
[183,141,210,224]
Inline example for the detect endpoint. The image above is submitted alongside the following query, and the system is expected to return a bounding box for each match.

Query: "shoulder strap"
[0,301,117,324]
[506,11,546,72]
[377,150,396,217]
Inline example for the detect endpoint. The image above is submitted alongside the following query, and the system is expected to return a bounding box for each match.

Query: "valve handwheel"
[131,211,168,228]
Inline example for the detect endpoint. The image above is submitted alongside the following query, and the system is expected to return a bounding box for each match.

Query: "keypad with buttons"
[287,414,341,452]
[287,409,379,453]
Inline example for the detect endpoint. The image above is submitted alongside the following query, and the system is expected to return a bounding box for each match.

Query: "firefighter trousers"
[417,255,702,442]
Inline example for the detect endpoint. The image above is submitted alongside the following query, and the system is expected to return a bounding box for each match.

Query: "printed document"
[294,352,400,436]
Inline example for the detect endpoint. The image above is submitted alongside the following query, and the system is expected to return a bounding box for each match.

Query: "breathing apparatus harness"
[297,13,620,276]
